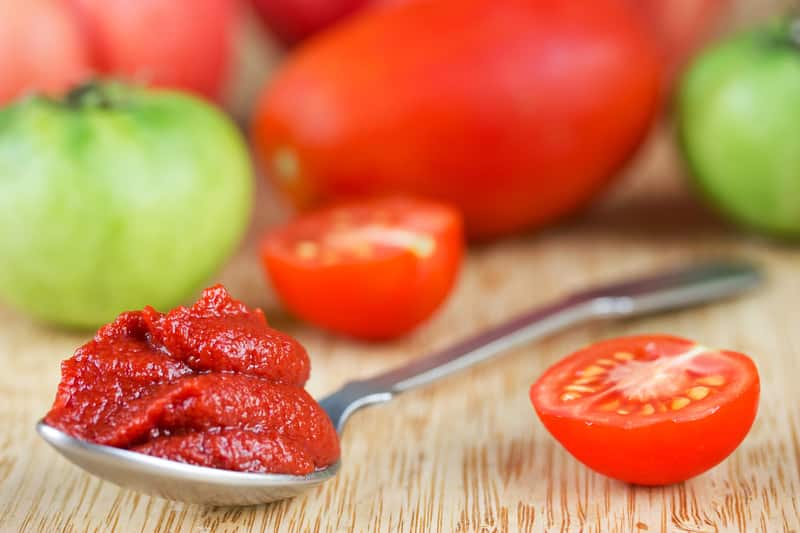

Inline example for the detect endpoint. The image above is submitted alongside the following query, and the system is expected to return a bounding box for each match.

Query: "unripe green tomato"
[0,82,253,327]
[679,20,800,237]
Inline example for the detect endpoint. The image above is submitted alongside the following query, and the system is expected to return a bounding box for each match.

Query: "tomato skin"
[530,336,760,485]
[0,0,91,104]
[67,0,237,99]
[260,198,463,340]
[251,0,661,240]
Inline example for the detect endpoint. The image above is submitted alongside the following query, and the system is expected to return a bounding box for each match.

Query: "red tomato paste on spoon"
[44,285,339,475]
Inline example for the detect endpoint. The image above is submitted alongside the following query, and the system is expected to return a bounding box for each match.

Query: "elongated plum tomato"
[260,197,463,340]
[530,335,759,485]
[252,0,661,240]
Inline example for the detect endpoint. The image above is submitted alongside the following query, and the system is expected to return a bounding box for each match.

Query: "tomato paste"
[44,285,339,475]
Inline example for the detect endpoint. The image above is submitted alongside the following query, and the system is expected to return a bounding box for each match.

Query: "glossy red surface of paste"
[44,285,339,475]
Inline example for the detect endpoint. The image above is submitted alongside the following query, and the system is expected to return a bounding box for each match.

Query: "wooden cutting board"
[2,2,798,531]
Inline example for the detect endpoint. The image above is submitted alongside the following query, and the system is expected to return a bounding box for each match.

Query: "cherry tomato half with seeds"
[530,335,759,485]
[260,197,463,340]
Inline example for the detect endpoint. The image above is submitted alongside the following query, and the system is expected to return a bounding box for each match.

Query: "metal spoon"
[37,260,762,506]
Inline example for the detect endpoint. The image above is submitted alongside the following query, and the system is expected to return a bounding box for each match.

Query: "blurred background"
[0,0,796,338]
[226,0,793,117]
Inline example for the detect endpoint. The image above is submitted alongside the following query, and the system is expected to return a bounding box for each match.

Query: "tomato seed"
[697,375,725,387]
[295,241,319,259]
[564,384,595,393]
[671,397,691,410]
[409,236,436,258]
[560,392,581,402]
[687,386,710,400]
[640,404,655,415]
[613,351,635,361]
[581,365,606,377]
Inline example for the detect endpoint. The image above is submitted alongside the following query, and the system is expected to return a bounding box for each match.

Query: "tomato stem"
[64,80,124,109]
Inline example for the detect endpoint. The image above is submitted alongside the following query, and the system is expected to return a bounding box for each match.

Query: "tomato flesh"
[530,335,759,485]
[260,197,463,340]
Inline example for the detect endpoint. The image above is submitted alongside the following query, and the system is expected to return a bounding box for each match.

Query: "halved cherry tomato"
[530,335,759,485]
[260,197,463,340]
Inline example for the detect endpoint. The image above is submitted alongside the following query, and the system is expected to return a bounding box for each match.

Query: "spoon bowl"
[36,422,338,505]
[37,260,762,506]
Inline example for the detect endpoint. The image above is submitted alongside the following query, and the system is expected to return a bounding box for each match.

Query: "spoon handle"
[319,260,762,433]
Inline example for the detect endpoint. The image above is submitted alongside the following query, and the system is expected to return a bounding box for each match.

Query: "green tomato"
[0,82,253,327]
[678,20,800,237]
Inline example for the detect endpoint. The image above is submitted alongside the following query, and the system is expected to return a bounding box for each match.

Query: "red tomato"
[67,0,237,99]
[0,0,90,104]
[623,0,730,84]
[252,0,661,240]
[251,0,373,45]
[260,197,463,340]
[530,335,759,485]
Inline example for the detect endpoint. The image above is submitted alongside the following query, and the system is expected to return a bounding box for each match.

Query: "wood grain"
[1,2,798,531]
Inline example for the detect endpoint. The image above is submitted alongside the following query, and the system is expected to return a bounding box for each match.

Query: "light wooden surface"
[2,4,799,532]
